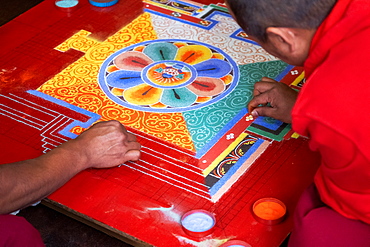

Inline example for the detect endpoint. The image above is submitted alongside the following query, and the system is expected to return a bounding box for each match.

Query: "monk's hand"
[247,77,298,123]
[66,120,141,169]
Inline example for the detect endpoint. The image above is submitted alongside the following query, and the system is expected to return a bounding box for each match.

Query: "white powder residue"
[147,205,181,222]
[175,235,228,247]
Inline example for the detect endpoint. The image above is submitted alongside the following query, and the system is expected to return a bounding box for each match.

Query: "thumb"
[247,93,270,114]
[122,149,141,163]
[251,106,276,119]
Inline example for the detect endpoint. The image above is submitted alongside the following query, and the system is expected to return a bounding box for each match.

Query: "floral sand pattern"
[99,39,239,112]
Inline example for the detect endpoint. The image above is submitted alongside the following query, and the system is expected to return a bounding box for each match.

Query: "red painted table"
[0,0,321,246]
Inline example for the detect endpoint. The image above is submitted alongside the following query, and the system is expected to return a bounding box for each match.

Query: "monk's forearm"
[0,145,87,214]
[0,120,141,214]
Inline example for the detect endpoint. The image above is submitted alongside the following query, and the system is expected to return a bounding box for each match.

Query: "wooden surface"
[0,0,321,246]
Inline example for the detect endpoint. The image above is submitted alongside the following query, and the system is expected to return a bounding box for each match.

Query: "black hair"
[226,0,337,42]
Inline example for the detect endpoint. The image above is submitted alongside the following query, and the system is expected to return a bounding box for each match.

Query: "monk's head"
[225,0,336,66]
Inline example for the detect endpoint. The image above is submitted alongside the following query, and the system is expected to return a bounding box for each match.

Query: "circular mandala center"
[144,61,195,88]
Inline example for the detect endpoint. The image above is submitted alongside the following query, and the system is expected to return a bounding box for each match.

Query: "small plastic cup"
[181,209,216,237]
[219,240,252,247]
[55,0,79,12]
[252,197,287,225]
[88,0,119,7]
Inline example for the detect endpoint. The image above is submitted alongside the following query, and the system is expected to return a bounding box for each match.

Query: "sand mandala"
[2,1,302,204]
[99,39,239,112]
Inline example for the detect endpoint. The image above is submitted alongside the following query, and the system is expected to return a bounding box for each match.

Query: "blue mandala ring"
[98,39,240,113]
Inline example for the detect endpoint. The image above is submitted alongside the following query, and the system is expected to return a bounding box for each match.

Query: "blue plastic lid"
[89,0,118,7]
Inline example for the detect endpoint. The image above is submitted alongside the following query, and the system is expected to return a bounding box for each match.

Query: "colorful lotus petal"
[187,77,225,97]
[106,70,143,89]
[161,88,197,107]
[193,59,231,78]
[143,42,178,61]
[175,45,213,65]
[123,84,162,105]
[114,51,153,71]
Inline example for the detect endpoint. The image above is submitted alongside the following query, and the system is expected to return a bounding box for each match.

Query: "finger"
[127,141,141,151]
[253,81,275,96]
[126,132,138,142]
[94,120,114,128]
[123,149,141,162]
[247,93,271,113]
[260,77,277,82]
